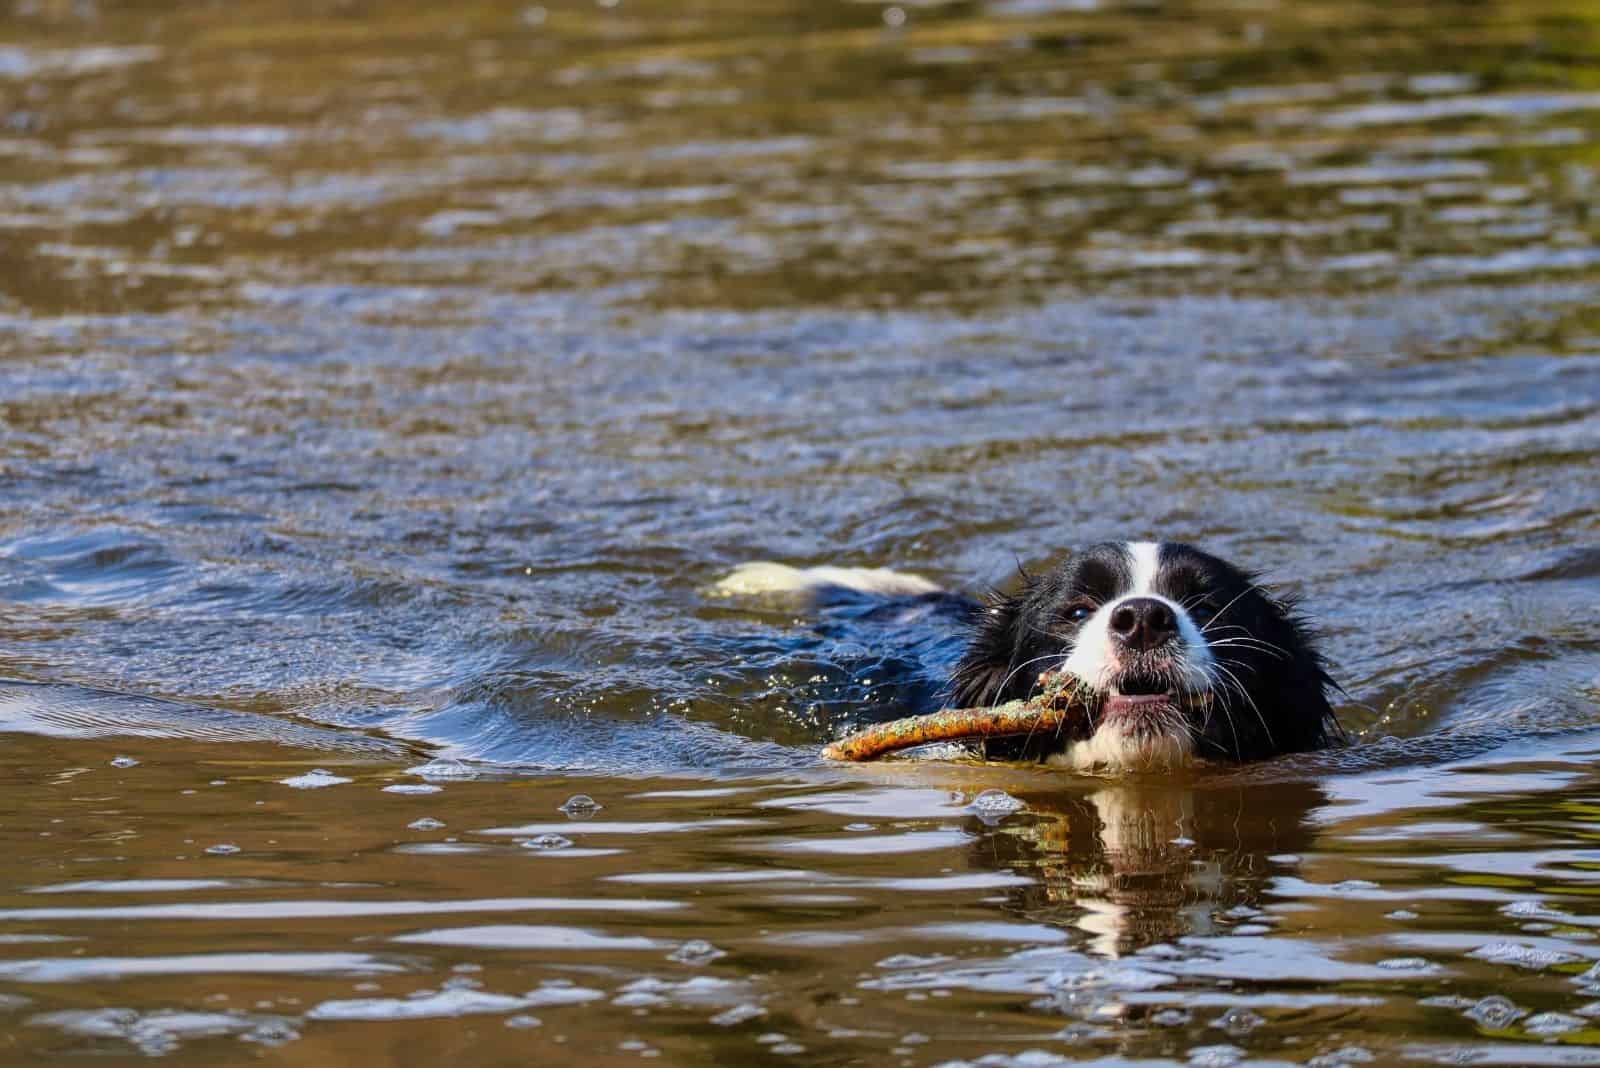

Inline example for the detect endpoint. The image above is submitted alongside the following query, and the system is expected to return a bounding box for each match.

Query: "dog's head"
[952,541,1336,770]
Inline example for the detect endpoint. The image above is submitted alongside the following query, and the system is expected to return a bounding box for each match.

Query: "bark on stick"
[820,671,1093,762]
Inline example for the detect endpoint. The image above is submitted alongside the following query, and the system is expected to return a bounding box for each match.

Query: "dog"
[721,540,1338,770]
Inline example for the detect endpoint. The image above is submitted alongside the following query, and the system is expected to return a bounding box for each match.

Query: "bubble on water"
[505,1013,542,1028]
[1210,1007,1264,1036]
[1187,1044,1244,1067]
[668,939,726,965]
[1463,995,1526,1029]
[309,989,547,1021]
[1376,956,1435,972]
[709,1003,765,1026]
[521,833,573,851]
[519,983,606,1008]
[407,817,446,831]
[1419,995,1476,1010]
[1523,1011,1584,1036]
[967,789,1025,824]
[1385,909,1418,920]
[559,794,602,818]
[613,975,750,1012]
[1575,1000,1600,1017]
[1042,964,1170,996]
[946,1054,1076,1067]
[1467,941,1581,970]
[1503,899,1566,920]
[204,843,240,855]
[1152,1008,1191,1026]
[30,1008,297,1056]
[278,769,352,789]
[1429,1049,1498,1067]
[1330,879,1380,892]
[405,759,478,781]
[109,756,140,768]
[877,953,953,970]
[383,784,443,795]
[1308,1047,1375,1067]
[239,1018,300,1047]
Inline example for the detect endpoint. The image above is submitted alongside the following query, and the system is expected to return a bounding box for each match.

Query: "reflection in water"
[4,732,1600,1063]
[998,781,1324,958]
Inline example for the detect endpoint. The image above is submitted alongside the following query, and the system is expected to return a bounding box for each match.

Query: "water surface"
[2,0,1599,1064]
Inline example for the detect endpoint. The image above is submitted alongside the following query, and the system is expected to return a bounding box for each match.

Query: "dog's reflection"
[985,779,1326,957]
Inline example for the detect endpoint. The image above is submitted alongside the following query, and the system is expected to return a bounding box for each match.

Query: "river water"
[2,1,1599,1064]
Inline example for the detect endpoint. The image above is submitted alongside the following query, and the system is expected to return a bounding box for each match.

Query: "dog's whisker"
[1199,587,1258,632]
[1205,639,1291,662]
[988,652,1068,710]
[1202,626,1294,659]
[1213,658,1275,749]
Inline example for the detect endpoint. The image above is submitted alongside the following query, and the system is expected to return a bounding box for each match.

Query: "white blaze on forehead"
[1126,541,1161,595]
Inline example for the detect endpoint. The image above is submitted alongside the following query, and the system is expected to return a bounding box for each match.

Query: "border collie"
[721,541,1337,770]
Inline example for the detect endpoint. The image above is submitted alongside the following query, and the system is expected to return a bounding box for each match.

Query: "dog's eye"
[1190,601,1217,623]
[1063,601,1095,624]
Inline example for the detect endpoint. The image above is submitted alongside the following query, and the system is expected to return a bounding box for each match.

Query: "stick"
[820,671,1093,762]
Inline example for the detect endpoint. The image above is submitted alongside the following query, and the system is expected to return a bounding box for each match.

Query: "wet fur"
[949,542,1338,764]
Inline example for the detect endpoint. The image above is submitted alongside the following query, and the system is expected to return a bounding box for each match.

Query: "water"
[1,0,1599,1063]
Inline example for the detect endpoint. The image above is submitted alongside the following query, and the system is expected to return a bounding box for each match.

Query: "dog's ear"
[1274,589,1343,746]
[1251,584,1343,752]
[949,587,1028,708]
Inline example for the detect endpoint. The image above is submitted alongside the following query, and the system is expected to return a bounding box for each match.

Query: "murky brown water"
[3,1,1600,1064]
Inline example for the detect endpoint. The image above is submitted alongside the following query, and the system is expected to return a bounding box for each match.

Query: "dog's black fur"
[946,541,1337,764]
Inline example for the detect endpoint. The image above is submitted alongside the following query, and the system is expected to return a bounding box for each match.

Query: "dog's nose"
[1108,597,1179,651]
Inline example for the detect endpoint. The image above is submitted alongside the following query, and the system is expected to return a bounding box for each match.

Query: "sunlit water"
[2,1,1599,1064]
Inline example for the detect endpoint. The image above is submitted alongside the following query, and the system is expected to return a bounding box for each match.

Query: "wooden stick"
[820,671,1094,762]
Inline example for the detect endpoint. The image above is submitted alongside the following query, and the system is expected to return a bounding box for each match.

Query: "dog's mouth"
[1094,671,1211,723]
[1102,692,1178,717]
